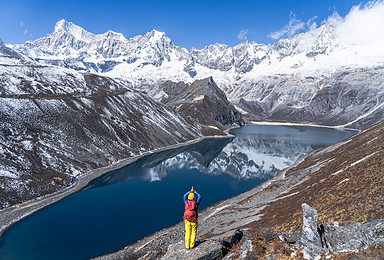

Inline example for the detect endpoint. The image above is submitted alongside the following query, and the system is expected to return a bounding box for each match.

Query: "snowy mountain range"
[12,19,384,129]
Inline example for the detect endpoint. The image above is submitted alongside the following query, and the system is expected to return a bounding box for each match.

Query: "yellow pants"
[184,219,198,249]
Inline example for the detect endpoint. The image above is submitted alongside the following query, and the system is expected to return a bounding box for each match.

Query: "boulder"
[160,240,222,260]
[323,218,384,253]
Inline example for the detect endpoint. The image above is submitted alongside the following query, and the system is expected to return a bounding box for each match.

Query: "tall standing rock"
[301,203,322,247]
[299,203,328,259]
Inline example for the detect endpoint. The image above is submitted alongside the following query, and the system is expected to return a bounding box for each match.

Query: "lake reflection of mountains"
[87,136,314,188]
[146,137,313,181]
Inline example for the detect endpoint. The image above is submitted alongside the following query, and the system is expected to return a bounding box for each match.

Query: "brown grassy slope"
[246,121,384,233]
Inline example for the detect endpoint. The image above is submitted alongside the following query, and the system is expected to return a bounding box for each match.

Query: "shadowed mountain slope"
[159,77,245,133]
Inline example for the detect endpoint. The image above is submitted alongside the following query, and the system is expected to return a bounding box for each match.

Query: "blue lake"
[0,125,357,259]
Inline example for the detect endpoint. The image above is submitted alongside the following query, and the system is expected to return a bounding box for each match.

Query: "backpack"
[184,200,198,222]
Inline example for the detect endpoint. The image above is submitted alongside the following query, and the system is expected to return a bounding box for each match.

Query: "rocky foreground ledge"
[97,121,384,259]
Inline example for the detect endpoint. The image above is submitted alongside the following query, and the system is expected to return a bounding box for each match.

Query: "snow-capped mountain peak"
[147,29,167,39]
[53,19,92,42]
[54,19,75,33]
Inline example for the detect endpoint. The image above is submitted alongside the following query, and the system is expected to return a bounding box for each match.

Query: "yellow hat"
[188,192,195,200]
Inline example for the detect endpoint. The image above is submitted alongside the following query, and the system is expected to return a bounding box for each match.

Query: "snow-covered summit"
[54,19,86,38]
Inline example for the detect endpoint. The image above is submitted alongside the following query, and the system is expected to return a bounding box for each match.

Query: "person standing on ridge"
[183,186,202,250]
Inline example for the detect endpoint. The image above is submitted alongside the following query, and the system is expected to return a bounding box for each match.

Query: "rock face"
[281,204,384,259]
[296,203,328,258]
[160,240,222,260]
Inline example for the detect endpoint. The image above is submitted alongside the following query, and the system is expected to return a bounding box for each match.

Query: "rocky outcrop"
[280,204,384,259]
[323,219,384,253]
[159,229,244,260]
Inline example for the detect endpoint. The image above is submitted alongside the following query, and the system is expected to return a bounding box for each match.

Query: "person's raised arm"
[183,191,190,204]
[195,191,202,205]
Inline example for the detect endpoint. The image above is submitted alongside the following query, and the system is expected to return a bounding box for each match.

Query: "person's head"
[188,192,195,200]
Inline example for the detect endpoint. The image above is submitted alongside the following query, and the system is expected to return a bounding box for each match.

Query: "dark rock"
[222,229,245,255]
[160,240,222,260]
[280,231,302,244]
[230,229,243,247]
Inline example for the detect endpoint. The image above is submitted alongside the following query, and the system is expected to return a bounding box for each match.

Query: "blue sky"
[0,0,373,49]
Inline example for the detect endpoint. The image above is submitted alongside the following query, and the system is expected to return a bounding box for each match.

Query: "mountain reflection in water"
[87,125,351,189]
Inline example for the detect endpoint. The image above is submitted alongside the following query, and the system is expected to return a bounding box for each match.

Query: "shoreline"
[0,134,233,241]
[249,120,361,132]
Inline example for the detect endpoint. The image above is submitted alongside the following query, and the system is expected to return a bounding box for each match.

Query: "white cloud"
[19,20,31,37]
[237,29,249,41]
[268,0,384,46]
[327,0,384,46]
[268,11,316,40]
